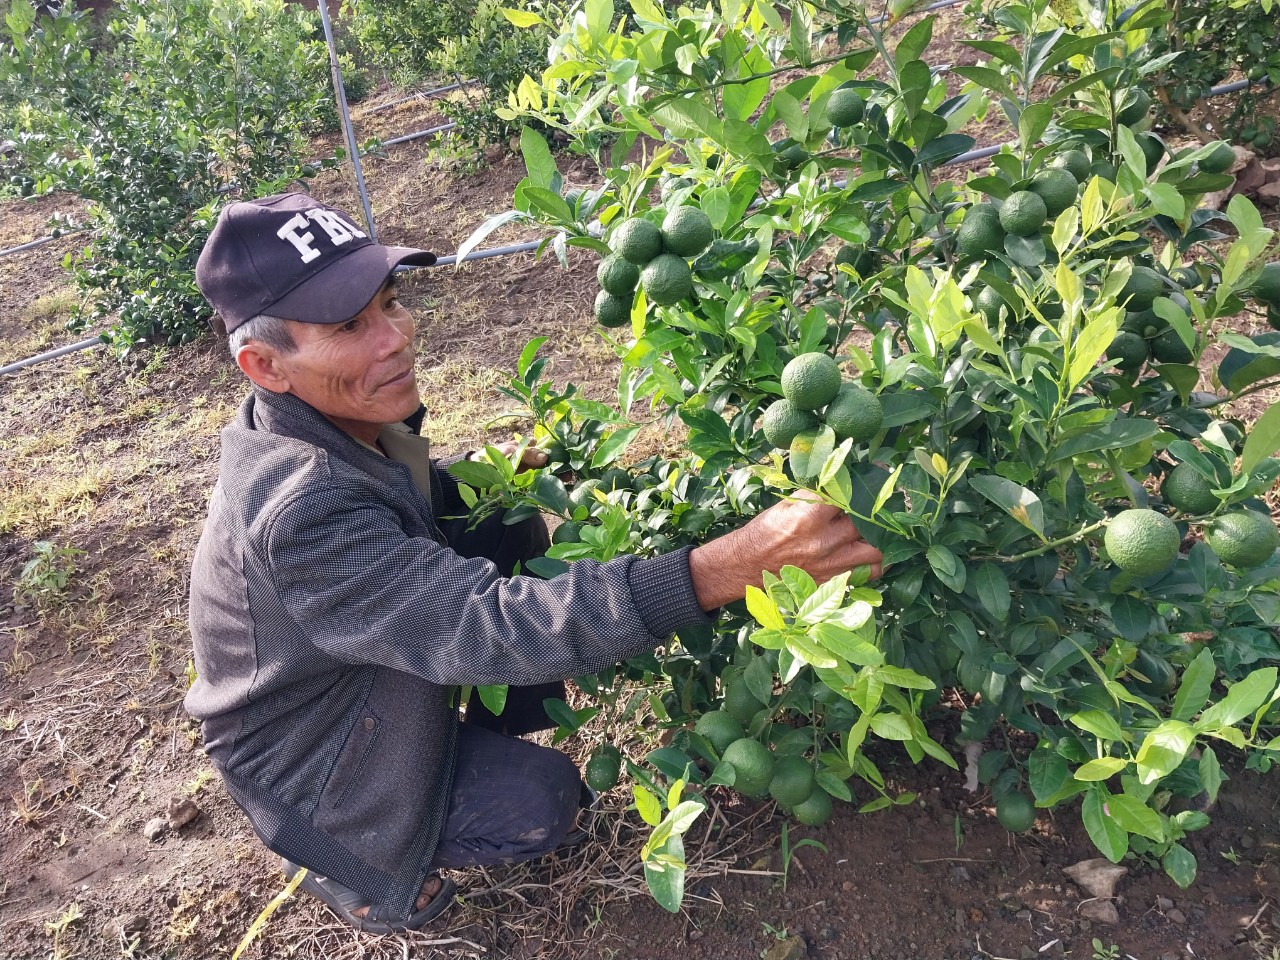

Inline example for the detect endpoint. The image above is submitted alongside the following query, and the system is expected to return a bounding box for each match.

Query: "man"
[186,192,882,934]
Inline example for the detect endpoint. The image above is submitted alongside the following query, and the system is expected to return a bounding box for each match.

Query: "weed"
[3,627,35,678]
[1222,847,1242,865]
[13,540,84,608]
[778,820,827,893]
[184,768,216,795]
[1,709,18,732]
[1092,940,1121,960]
[44,902,82,960]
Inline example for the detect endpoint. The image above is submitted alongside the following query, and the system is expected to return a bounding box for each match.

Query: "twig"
[1243,899,1272,931]
[77,803,107,820]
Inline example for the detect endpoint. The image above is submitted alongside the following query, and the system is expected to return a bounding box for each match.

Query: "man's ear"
[235,342,293,394]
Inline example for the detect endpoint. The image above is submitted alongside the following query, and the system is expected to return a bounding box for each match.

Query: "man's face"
[272,283,420,444]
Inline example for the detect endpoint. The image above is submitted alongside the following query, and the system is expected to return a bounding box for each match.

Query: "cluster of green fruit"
[955,154,1087,264]
[693,683,833,825]
[594,206,716,328]
[760,352,884,482]
[1103,465,1280,577]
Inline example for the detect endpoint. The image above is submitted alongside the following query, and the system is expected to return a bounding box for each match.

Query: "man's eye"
[341,318,361,332]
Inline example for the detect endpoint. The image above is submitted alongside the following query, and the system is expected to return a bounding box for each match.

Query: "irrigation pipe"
[0,336,103,375]
[363,81,472,116]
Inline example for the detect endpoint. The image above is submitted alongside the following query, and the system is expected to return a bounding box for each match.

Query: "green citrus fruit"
[594,290,633,328]
[996,792,1036,833]
[1204,511,1279,568]
[773,142,809,171]
[1029,168,1079,218]
[597,254,640,296]
[661,206,714,257]
[834,244,877,275]
[999,191,1049,237]
[974,285,1005,322]
[1107,331,1148,371]
[769,755,816,808]
[598,467,631,492]
[640,253,694,306]
[1053,149,1091,183]
[722,680,767,725]
[1091,159,1119,183]
[1199,141,1236,174]
[1137,132,1166,174]
[551,520,583,545]
[1121,265,1165,311]
[721,737,775,798]
[1150,327,1193,364]
[791,788,833,826]
[694,711,745,755]
[1105,508,1181,576]
[762,399,820,449]
[824,382,883,442]
[1171,266,1200,289]
[1268,304,1280,331]
[612,217,663,264]
[1117,88,1152,126]
[955,205,1003,259]
[584,745,622,791]
[781,352,842,411]
[1162,464,1220,516]
[1248,262,1280,306]
[827,87,866,127]
[569,478,604,511]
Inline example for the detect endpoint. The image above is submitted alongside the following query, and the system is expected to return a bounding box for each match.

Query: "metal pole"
[316,0,378,241]
[381,122,457,148]
[0,336,102,375]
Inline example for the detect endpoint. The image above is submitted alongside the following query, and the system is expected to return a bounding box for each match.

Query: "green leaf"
[1171,647,1215,721]
[1241,401,1280,477]
[1106,793,1165,842]
[870,712,911,741]
[971,563,1010,622]
[1052,418,1160,462]
[1029,749,1070,803]
[634,785,662,826]
[1082,787,1128,862]
[1199,746,1225,806]
[1074,757,1129,781]
[1070,708,1128,743]
[926,545,966,592]
[590,425,640,468]
[1145,182,1186,220]
[520,128,558,190]
[1134,720,1197,785]
[501,7,545,27]
[1162,843,1197,889]
[1198,667,1278,730]
[968,474,1045,539]
[477,684,508,716]
[1068,307,1120,391]
[745,585,786,631]
[643,834,686,912]
[875,665,935,690]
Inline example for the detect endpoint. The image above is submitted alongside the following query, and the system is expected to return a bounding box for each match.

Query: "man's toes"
[414,875,445,911]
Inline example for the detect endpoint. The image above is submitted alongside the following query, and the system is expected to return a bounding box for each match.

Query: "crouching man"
[185,193,882,932]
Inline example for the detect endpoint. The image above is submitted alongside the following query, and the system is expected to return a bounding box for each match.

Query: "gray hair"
[229,313,298,357]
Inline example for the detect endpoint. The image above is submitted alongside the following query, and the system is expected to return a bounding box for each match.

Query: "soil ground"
[2,7,1279,960]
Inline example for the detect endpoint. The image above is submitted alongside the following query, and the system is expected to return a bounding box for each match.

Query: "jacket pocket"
[323,711,381,810]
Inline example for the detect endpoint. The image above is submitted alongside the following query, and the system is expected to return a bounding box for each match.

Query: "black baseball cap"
[195,193,436,335]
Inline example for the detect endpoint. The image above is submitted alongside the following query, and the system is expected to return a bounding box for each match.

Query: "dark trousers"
[430,509,583,869]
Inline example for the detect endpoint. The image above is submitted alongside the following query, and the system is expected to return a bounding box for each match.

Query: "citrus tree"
[452,0,1280,909]
[0,0,334,352]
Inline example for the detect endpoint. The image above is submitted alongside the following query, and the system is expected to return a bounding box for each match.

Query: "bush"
[0,0,335,352]
[344,0,566,150]
[462,0,1280,910]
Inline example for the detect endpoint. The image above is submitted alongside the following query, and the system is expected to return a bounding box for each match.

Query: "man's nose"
[378,313,413,354]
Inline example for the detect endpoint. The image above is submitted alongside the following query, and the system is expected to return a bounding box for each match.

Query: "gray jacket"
[185,387,709,917]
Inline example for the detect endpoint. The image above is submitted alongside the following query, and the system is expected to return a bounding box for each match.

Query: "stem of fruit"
[997,519,1108,563]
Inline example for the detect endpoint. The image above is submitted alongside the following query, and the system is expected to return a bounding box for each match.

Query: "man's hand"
[469,442,548,472]
[687,493,883,611]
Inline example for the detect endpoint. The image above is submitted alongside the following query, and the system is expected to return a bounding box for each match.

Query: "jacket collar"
[243,386,427,491]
